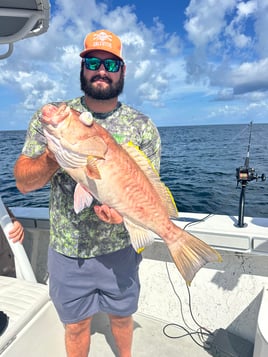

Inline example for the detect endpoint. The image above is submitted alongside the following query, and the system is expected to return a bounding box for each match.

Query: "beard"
[80,67,124,100]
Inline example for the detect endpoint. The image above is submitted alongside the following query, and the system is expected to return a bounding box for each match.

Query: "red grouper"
[41,103,222,285]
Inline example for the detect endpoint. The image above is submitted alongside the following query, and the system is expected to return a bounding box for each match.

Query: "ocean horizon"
[1,123,267,218]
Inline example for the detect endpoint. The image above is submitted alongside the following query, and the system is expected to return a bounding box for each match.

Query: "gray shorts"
[47,246,142,324]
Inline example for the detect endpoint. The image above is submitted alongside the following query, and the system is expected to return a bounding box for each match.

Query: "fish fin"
[167,229,222,285]
[124,217,155,251]
[86,156,102,179]
[122,142,178,218]
[160,185,179,218]
[74,183,94,213]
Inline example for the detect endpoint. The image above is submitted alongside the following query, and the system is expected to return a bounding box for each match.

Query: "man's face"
[80,50,125,100]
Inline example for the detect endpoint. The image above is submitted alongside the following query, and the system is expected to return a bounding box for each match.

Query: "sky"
[1,0,268,130]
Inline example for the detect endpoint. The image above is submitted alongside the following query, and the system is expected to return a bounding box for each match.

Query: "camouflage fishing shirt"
[21,96,161,258]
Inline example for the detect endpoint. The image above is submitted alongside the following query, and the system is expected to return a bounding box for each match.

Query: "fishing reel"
[236,165,266,227]
[236,121,266,227]
[236,166,266,185]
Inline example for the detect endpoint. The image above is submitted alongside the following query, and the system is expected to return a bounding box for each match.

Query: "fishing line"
[163,213,264,351]
[171,213,213,224]
[173,214,266,258]
[162,216,215,350]
[163,262,214,349]
[173,213,214,228]
[222,123,249,149]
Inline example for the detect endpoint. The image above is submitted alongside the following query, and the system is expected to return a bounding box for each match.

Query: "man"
[14,29,161,357]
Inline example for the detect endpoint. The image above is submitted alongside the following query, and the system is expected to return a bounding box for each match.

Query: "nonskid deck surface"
[89,312,212,356]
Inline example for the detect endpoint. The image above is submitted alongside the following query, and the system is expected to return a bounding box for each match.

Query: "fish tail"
[167,230,222,285]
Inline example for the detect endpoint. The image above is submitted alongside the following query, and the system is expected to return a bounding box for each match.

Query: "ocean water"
[0,124,267,218]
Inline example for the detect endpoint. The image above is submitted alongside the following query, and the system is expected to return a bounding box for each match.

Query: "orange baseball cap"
[80,29,124,61]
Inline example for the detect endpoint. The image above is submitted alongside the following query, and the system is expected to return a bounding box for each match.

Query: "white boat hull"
[1,208,268,356]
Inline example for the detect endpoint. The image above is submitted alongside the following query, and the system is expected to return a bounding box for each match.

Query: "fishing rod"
[236,121,266,227]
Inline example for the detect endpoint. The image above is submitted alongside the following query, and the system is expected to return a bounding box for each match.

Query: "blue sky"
[1,0,268,130]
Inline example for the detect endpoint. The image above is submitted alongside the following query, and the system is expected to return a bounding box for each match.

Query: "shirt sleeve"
[22,109,48,158]
[139,117,161,173]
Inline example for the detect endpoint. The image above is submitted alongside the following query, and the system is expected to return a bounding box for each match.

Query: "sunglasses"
[83,57,124,73]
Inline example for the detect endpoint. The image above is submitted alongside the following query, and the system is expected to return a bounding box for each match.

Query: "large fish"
[41,103,222,284]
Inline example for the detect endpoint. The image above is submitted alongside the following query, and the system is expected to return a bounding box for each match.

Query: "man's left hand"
[8,220,24,243]
[94,205,123,224]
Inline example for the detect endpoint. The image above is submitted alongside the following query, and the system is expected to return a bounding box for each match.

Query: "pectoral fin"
[86,156,102,179]
[74,183,94,213]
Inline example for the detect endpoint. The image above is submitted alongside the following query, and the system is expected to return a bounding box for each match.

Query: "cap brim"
[79,49,123,61]
[79,49,92,58]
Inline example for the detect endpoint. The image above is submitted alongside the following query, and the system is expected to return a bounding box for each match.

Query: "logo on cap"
[93,31,113,49]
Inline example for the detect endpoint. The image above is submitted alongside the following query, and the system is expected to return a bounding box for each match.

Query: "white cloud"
[255,0,268,57]
[184,0,236,48]
[237,0,257,18]
[184,0,268,100]
[1,0,268,129]
[224,0,257,50]
[163,33,182,56]
[0,0,186,128]
[231,58,268,94]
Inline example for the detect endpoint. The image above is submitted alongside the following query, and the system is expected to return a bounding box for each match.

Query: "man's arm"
[14,149,59,194]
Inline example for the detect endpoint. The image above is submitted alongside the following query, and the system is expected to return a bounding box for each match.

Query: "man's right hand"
[14,152,60,194]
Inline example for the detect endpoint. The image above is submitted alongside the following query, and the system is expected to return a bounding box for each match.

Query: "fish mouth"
[41,104,70,127]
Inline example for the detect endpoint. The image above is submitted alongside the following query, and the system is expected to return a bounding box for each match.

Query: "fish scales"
[102,150,168,230]
[92,131,164,225]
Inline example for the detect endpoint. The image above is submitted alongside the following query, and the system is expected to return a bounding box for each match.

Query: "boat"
[1,1,268,356]
[1,199,268,356]
[0,0,50,59]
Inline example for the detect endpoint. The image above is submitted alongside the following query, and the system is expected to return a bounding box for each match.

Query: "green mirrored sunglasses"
[83,57,124,72]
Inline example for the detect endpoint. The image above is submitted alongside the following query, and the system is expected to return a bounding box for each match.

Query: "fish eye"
[79,112,94,126]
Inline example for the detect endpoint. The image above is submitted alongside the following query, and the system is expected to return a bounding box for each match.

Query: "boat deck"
[2,208,268,356]
[0,276,212,357]
[90,312,212,356]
